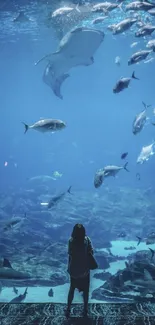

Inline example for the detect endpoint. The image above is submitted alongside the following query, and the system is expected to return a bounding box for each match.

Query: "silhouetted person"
[66,224,93,317]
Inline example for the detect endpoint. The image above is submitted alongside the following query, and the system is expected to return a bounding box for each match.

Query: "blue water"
[0,0,155,303]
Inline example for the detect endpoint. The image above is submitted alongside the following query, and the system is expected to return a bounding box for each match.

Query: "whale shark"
[36,27,104,98]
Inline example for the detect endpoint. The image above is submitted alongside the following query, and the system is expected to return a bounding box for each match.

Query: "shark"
[0,258,31,280]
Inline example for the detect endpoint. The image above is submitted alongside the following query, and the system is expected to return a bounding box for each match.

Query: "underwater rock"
[93,271,111,281]
[49,271,68,286]
[95,252,110,269]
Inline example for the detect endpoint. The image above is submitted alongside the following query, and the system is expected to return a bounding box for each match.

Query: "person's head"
[71,224,86,243]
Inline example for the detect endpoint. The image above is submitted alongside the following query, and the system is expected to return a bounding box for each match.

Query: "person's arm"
[87,236,94,254]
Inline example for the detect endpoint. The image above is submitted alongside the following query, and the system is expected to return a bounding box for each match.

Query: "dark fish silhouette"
[136,236,142,246]
[9,288,28,303]
[48,186,72,209]
[48,288,54,297]
[121,152,128,160]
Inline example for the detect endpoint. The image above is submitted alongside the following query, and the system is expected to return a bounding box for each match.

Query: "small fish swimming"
[128,49,155,65]
[92,16,108,25]
[9,288,28,303]
[121,152,128,159]
[135,24,155,37]
[137,142,155,164]
[48,186,72,208]
[41,186,72,208]
[51,7,74,18]
[94,169,105,188]
[22,119,66,134]
[132,102,151,135]
[113,71,139,93]
[108,18,137,35]
[48,288,54,297]
[103,162,129,178]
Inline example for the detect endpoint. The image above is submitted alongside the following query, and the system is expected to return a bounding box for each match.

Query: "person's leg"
[83,288,89,314]
[65,280,75,317]
[83,273,90,316]
[67,285,75,310]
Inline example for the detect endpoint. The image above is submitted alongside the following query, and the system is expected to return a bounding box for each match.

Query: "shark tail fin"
[67,186,72,194]
[144,269,153,281]
[124,162,129,172]
[22,122,29,134]
[142,101,151,109]
[149,247,155,260]
[136,236,142,246]
[132,71,139,80]
[3,258,12,268]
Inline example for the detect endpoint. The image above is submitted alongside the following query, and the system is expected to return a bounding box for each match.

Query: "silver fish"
[137,141,155,164]
[128,49,154,65]
[135,24,155,37]
[132,102,150,135]
[22,119,66,134]
[103,162,129,177]
[109,18,137,34]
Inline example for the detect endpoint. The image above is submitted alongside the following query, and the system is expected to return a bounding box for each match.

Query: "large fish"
[132,102,150,135]
[22,119,66,133]
[0,258,30,280]
[41,186,72,208]
[35,27,104,98]
[137,142,155,163]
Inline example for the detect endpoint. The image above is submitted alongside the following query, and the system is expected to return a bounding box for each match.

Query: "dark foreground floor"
[0,302,155,325]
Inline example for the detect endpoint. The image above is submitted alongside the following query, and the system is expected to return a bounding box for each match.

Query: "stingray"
[36,27,104,98]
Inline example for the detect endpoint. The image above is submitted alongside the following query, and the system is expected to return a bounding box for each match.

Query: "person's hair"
[71,224,86,244]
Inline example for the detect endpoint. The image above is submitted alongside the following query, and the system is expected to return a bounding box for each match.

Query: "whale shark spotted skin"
[36,27,104,99]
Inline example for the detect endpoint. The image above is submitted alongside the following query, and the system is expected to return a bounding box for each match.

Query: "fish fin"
[142,101,151,109]
[124,162,129,172]
[35,53,53,66]
[75,4,81,12]
[132,71,139,80]
[24,287,28,295]
[53,74,70,100]
[149,247,155,260]
[144,269,153,281]
[67,186,72,194]
[22,122,29,134]
[125,261,129,269]
[136,236,142,246]
[3,258,12,268]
